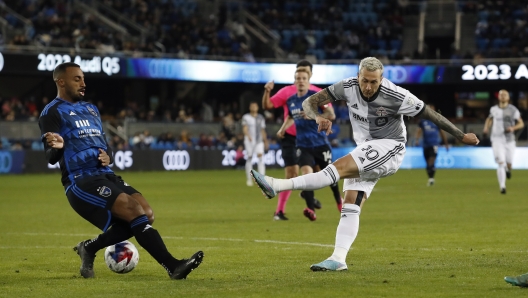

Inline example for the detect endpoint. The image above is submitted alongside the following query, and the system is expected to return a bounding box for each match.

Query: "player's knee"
[112,194,145,222]
[144,207,155,224]
[343,190,364,206]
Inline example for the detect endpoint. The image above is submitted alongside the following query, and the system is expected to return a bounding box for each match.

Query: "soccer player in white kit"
[251,57,479,271]
[483,89,525,194]
[242,101,268,186]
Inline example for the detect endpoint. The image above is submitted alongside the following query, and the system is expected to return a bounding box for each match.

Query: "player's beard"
[67,88,84,102]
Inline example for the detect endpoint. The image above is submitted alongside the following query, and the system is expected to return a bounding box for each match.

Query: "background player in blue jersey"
[414,104,449,186]
[277,68,340,221]
[38,62,203,279]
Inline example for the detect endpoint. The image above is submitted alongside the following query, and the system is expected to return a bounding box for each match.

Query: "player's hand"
[246,135,252,142]
[316,116,332,135]
[264,81,274,92]
[276,129,285,139]
[98,149,111,166]
[461,133,479,146]
[44,132,64,149]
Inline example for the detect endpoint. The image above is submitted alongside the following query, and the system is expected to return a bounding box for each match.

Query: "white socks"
[267,164,340,192]
[245,159,253,181]
[329,204,361,263]
[292,164,340,190]
[497,163,506,189]
[257,157,265,176]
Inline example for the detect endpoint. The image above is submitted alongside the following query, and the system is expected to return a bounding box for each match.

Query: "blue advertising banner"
[332,147,528,169]
[0,150,25,174]
[125,58,444,84]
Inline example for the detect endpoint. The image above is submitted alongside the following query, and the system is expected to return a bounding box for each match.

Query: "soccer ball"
[104,240,139,274]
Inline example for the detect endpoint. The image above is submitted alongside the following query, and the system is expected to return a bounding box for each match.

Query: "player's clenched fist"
[98,149,111,166]
[462,133,479,146]
[44,132,64,149]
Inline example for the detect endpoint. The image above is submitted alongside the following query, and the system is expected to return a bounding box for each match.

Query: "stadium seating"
[473,1,527,57]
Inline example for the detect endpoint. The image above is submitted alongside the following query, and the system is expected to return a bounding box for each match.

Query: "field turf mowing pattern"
[1,169,528,297]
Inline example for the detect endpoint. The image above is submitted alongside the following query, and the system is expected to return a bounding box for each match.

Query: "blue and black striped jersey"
[38,97,113,187]
[287,90,330,148]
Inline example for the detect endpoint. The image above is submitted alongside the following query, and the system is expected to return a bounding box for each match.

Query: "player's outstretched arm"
[483,117,492,135]
[418,106,479,145]
[262,81,275,110]
[302,89,333,120]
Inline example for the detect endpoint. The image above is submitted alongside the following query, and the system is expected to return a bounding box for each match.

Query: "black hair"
[296,60,313,71]
[53,62,81,81]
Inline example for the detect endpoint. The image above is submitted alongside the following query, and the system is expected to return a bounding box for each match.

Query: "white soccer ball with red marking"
[104,240,139,274]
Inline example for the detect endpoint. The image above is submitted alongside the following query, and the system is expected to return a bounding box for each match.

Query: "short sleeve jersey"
[326,77,425,145]
[241,113,266,143]
[39,98,113,186]
[270,84,322,136]
[286,90,330,148]
[418,119,441,147]
[488,104,521,142]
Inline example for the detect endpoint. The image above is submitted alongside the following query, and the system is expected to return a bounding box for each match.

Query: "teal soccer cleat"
[250,170,277,199]
[505,273,528,287]
[310,259,348,272]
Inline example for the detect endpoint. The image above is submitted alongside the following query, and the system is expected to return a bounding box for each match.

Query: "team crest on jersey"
[375,117,388,127]
[97,186,112,197]
[376,107,388,117]
[87,106,98,116]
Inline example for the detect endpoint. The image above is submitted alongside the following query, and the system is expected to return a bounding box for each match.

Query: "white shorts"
[244,140,264,158]
[492,141,516,164]
[343,139,406,198]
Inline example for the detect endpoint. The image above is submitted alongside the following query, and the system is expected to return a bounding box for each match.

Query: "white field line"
[2,232,333,248]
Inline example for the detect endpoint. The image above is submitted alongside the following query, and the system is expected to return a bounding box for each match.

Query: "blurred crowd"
[1,0,255,60]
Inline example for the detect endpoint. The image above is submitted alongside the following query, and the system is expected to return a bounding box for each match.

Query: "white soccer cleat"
[427,178,435,186]
[310,259,348,271]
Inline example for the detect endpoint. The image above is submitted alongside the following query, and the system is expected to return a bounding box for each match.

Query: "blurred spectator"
[200,101,214,122]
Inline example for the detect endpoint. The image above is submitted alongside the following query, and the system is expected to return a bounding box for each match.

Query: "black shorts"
[66,173,140,232]
[280,133,298,167]
[298,144,333,169]
[423,146,438,160]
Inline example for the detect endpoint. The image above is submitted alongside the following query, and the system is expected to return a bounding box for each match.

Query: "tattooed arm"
[302,89,334,120]
[302,89,334,135]
[417,105,479,145]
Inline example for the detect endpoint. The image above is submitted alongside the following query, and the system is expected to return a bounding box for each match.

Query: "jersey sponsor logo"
[376,107,388,116]
[69,111,77,116]
[375,117,388,127]
[352,112,369,123]
[358,157,365,164]
[351,103,358,109]
[290,103,295,107]
[87,106,98,116]
[97,186,112,197]
[75,120,90,128]
[163,150,190,170]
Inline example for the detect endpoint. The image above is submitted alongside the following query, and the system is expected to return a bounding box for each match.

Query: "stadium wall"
[1,147,527,175]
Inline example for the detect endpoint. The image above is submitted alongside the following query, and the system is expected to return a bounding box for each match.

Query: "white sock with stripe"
[267,164,340,192]
[328,204,361,263]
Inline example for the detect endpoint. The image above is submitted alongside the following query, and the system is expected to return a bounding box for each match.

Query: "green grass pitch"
[1,169,528,297]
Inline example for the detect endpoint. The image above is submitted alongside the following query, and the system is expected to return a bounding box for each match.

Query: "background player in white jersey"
[483,90,524,194]
[242,101,268,186]
[251,57,479,271]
